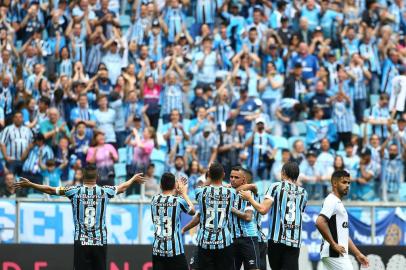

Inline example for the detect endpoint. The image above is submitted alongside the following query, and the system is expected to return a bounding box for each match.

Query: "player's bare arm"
[316,215,346,256]
[349,237,369,267]
[236,183,258,194]
[176,177,196,215]
[182,212,200,234]
[117,173,146,194]
[14,177,57,195]
[239,190,273,215]
[231,208,253,222]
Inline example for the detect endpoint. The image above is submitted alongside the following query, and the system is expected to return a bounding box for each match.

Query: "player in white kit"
[316,170,369,270]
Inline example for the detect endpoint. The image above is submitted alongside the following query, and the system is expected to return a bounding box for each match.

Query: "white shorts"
[322,257,353,270]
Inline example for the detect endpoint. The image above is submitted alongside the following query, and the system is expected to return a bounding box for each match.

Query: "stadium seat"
[274,148,283,161]
[27,194,45,199]
[366,254,385,270]
[118,147,127,164]
[152,161,165,179]
[352,123,361,137]
[271,136,289,149]
[296,122,307,136]
[119,15,131,32]
[150,148,166,163]
[114,163,127,178]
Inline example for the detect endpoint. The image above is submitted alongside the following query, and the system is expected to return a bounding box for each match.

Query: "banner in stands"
[0,200,405,260]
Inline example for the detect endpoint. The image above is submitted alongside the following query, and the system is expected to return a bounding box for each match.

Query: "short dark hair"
[209,162,224,182]
[281,162,300,181]
[39,96,51,107]
[160,172,176,191]
[46,160,56,167]
[242,168,253,184]
[331,170,350,182]
[83,164,98,181]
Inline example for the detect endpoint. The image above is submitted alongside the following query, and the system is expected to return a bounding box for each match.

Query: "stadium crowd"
[0,0,406,202]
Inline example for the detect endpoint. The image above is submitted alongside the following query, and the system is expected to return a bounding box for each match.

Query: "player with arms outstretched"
[14,164,146,270]
[316,170,369,270]
[240,162,308,270]
[151,172,195,270]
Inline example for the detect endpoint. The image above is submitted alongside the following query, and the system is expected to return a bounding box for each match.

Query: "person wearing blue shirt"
[300,0,320,31]
[265,44,285,74]
[244,118,275,181]
[381,49,400,94]
[258,62,284,120]
[39,157,68,188]
[221,3,246,41]
[290,43,319,82]
[380,138,404,202]
[164,0,186,43]
[367,93,391,140]
[320,0,343,39]
[359,33,381,94]
[230,166,260,270]
[305,107,335,149]
[269,1,287,29]
[342,26,360,57]
[299,150,323,200]
[230,88,261,133]
[307,81,332,119]
[70,93,97,128]
[353,148,381,201]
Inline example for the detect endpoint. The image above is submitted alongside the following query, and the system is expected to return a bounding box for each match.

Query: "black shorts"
[197,245,234,270]
[74,241,107,270]
[233,237,260,270]
[258,241,268,270]
[152,254,188,270]
[189,247,200,269]
[267,240,300,270]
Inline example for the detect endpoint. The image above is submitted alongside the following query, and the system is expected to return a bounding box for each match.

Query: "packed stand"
[0,0,406,201]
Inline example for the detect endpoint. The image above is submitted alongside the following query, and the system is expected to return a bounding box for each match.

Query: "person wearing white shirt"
[316,170,369,270]
[389,66,406,119]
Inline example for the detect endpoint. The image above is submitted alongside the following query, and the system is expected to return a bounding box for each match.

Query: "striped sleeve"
[178,197,191,213]
[102,185,118,198]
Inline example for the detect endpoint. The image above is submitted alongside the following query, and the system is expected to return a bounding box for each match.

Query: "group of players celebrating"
[15,161,370,270]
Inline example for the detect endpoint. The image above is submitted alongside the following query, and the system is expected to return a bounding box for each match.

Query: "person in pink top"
[86,131,118,186]
[126,126,156,173]
[140,75,162,129]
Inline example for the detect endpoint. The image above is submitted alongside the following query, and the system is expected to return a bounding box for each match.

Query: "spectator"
[230,87,261,133]
[353,148,381,201]
[283,62,307,101]
[21,134,54,185]
[380,134,404,201]
[126,126,156,175]
[299,150,323,200]
[307,81,332,119]
[218,119,244,179]
[144,164,159,198]
[94,95,117,145]
[0,173,26,198]
[291,139,306,165]
[0,112,33,175]
[271,148,291,182]
[40,108,70,147]
[191,125,218,169]
[163,109,189,156]
[366,93,390,140]
[343,143,360,180]
[70,93,97,128]
[244,118,275,181]
[38,158,68,188]
[332,90,354,149]
[86,131,118,186]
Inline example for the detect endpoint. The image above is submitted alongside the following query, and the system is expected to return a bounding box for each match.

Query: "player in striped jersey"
[14,164,146,270]
[230,166,260,270]
[195,162,236,270]
[240,162,308,270]
[242,168,267,270]
[151,173,195,270]
[316,170,369,270]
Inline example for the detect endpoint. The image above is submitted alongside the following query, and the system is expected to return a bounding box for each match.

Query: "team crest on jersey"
[342,221,348,228]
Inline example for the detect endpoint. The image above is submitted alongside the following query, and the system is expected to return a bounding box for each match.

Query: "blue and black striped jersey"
[254,194,267,243]
[151,194,191,257]
[195,185,236,249]
[61,185,117,246]
[266,181,308,248]
[231,192,257,238]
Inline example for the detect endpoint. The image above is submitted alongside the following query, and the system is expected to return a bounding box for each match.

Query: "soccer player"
[14,164,146,270]
[151,173,195,270]
[240,162,308,270]
[316,170,369,270]
[195,161,235,270]
[230,166,260,270]
[242,168,267,270]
